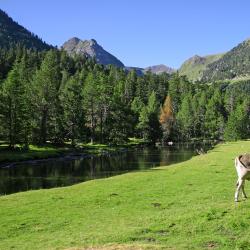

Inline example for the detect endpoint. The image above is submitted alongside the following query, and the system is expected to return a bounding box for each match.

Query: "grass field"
[0,141,250,249]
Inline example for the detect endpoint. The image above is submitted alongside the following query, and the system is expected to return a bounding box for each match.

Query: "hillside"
[179,54,224,81]
[0,9,52,50]
[0,141,250,249]
[62,37,124,68]
[202,39,250,82]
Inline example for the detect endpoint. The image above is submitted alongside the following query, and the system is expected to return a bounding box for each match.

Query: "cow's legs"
[235,179,244,202]
[242,180,247,199]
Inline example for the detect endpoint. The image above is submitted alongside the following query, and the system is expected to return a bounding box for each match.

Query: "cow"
[234,154,250,202]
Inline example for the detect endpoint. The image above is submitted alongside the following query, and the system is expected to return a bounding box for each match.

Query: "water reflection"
[0,142,214,195]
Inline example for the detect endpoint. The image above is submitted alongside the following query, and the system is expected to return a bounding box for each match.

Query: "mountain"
[62,37,124,68]
[62,38,175,74]
[179,54,224,81]
[202,39,250,82]
[125,65,175,76]
[0,9,52,50]
[125,66,144,76]
[144,64,175,75]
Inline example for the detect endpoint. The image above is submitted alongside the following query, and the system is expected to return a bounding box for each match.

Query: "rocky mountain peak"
[69,37,81,44]
[89,39,97,45]
[62,38,124,68]
[188,55,206,65]
[62,37,81,52]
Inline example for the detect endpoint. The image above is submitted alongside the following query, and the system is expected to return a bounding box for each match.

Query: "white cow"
[234,154,250,202]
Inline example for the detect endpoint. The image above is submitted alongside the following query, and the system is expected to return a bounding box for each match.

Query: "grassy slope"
[210,76,250,86]
[179,54,224,82]
[0,141,250,249]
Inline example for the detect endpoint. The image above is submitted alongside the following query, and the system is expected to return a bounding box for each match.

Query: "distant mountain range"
[144,64,175,75]
[1,8,250,81]
[62,37,175,75]
[126,65,175,76]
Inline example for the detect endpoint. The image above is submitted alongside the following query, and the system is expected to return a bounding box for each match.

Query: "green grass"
[179,53,224,82]
[0,141,250,249]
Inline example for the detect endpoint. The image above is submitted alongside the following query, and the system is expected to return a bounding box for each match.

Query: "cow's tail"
[235,156,241,187]
[235,155,242,168]
[235,157,238,168]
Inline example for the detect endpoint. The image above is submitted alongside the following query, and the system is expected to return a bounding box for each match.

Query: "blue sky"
[1,0,250,68]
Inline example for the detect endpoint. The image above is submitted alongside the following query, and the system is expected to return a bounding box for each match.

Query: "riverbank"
[0,138,147,164]
[0,140,250,249]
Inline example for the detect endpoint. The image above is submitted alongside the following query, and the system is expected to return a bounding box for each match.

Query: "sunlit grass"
[0,141,250,249]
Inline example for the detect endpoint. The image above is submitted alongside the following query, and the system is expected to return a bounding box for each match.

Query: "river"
[0,142,215,195]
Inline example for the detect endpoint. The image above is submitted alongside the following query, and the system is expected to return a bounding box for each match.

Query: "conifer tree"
[33,50,61,144]
[192,92,207,138]
[124,70,137,104]
[0,56,32,148]
[82,72,99,144]
[105,98,133,144]
[137,91,162,143]
[224,101,250,141]
[60,72,85,146]
[204,89,225,139]
[176,94,194,140]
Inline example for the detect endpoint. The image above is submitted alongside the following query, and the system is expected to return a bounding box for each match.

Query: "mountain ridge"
[0,9,52,50]
[62,37,175,75]
[2,8,250,80]
[144,64,175,75]
[179,53,224,81]
[201,38,250,81]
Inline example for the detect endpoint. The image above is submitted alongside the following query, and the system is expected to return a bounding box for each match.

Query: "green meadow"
[0,141,250,249]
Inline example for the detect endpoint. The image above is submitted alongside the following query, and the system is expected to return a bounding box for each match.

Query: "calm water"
[0,142,214,195]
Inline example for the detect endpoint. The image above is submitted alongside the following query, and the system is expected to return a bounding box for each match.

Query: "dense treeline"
[0,47,249,149]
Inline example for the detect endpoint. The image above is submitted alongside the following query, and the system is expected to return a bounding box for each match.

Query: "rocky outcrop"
[62,37,124,68]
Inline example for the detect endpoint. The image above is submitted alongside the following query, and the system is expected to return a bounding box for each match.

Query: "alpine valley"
[0,6,250,250]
